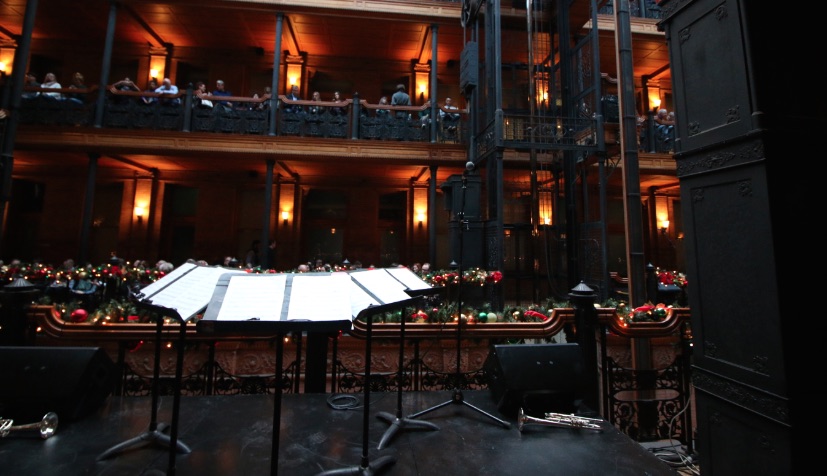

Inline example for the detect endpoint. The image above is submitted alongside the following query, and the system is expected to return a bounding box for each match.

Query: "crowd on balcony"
[11,71,467,143]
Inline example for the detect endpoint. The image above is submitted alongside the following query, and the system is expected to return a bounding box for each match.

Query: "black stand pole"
[270,333,284,476]
[376,301,439,450]
[406,171,510,429]
[97,302,191,474]
[317,306,396,475]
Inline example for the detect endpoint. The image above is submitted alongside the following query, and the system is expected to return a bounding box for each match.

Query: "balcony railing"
[11,87,666,156]
[14,85,468,144]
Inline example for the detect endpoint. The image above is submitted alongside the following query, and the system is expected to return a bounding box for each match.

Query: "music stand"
[96,299,191,475]
[197,272,358,476]
[368,269,443,450]
[317,298,421,476]
[406,170,511,429]
[97,263,247,473]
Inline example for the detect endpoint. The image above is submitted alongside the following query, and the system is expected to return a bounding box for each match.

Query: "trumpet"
[0,412,59,439]
[517,408,602,432]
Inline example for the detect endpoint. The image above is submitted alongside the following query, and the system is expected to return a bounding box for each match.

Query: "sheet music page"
[349,268,412,304]
[147,266,247,320]
[138,262,196,297]
[287,273,353,321]
[385,267,432,291]
[349,278,380,317]
[215,274,286,321]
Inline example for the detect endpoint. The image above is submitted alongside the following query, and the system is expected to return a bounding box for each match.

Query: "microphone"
[465,161,475,172]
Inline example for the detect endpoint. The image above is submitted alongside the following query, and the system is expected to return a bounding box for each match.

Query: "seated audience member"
[212,79,233,110]
[308,91,323,114]
[654,108,675,142]
[419,100,433,129]
[284,84,303,113]
[375,96,390,118]
[252,86,272,111]
[40,72,63,100]
[654,108,669,131]
[22,71,40,99]
[330,91,346,116]
[110,77,141,103]
[155,78,181,106]
[66,72,87,104]
[439,98,460,127]
[141,78,159,105]
[440,97,460,130]
[193,81,213,108]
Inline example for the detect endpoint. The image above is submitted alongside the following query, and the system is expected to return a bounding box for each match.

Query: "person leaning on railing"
[154,78,181,106]
[110,77,142,104]
[141,78,159,105]
[193,81,213,108]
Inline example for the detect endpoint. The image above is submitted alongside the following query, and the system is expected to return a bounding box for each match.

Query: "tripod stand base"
[375,411,440,450]
[407,390,511,429]
[96,423,192,461]
[315,454,397,476]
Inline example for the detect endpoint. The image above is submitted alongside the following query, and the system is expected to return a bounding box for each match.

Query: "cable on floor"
[326,393,362,410]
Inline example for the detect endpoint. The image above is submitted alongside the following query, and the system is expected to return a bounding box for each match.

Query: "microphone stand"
[406,167,510,429]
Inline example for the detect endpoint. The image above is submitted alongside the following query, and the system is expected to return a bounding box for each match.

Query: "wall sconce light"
[417,211,426,227]
[286,61,303,93]
[660,219,670,234]
[281,210,290,226]
[134,204,146,224]
[149,68,159,80]
[0,62,6,73]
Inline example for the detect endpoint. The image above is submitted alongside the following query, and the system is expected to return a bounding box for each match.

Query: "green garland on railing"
[7,259,635,326]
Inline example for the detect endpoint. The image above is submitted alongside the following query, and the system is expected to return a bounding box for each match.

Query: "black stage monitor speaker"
[484,343,585,417]
[0,346,117,422]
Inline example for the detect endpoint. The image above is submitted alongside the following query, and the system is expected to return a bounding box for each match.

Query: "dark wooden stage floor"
[0,390,679,475]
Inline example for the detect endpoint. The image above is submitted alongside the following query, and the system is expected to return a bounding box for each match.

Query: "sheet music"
[211,273,354,322]
[214,274,286,321]
[142,265,246,320]
[287,273,353,321]
[138,262,196,297]
[349,268,412,304]
[349,278,381,317]
[385,267,432,291]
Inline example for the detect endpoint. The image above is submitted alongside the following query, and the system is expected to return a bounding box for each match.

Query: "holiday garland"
[5,259,682,327]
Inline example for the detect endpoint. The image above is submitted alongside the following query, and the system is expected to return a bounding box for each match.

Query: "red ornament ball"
[70,309,88,323]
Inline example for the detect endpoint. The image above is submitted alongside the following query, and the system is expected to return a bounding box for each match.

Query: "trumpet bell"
[0,412,59,439]
[38,412,59,439]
